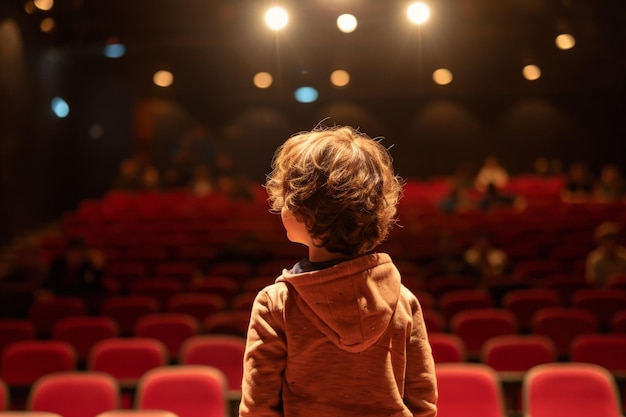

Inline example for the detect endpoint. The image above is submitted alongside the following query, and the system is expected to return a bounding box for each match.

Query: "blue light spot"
[51,97,69,118]
[294,86,319,103]
[103,43,126,58]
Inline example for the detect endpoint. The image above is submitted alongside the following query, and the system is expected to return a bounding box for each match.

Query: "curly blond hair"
[265,125,403,256]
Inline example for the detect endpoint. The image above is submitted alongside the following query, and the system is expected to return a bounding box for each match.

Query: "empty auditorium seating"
[28,297,87,337]
[435,363,507,417]
[52,316,118,361]
[502,288,562,331]
[450,308,518,358]
[523,363,623,417]
[28,372,119,417]
[0,379,6,411]
[0,413,63,416]
[180,335,245,396]
[100,296,160,336]
[134,314,199,360]
[571,288,626,330]
[481,335,556,377]
[0,320,35,356]
[203,311,250,338]
[166,294,226,322]
[1,341,75,387]
[128,278,183,306]
[612,310,626,334]
[427,333,466,363]
[96,411,178,417]
[439,289,493,321]
[570,334,626,374]
[422,309,446,333]
[187,277,239,302]
[135,366,227,417]
[88,338,168,388]
[531,307,598,358]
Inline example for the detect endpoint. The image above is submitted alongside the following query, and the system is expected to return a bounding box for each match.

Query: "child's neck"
[308,246,350,263]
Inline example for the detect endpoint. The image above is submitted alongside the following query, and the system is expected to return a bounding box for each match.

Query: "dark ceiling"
[8,0,626,102]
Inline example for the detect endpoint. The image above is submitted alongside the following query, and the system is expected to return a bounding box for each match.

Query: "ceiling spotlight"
[407,2,430,25]
[265,7,288,31]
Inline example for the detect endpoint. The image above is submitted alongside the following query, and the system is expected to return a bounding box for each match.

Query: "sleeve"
[239,289,288,417]
[403,297,438,417]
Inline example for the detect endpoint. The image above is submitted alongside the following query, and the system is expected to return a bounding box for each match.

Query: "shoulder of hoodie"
[255,279,424,313]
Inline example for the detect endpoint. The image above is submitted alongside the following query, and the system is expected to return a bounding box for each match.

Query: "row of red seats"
[0,364,230,417]
[1,358,622,417]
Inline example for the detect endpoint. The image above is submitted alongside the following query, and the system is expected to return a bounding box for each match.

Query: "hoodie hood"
[276,253,401,352]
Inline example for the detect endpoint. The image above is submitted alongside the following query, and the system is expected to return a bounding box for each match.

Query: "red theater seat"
[180,335,245,395]
[134,314,199,360]
[427,333,466,363]
[1,341,75,387]
[135,366,227,417]
[52,316,118,361]
[436,363,506,417]
[532,307,598,358]
[523,363,623,417]
[28,372,119,417]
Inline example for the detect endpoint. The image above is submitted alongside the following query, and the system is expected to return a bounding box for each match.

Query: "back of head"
[265,125,402,256]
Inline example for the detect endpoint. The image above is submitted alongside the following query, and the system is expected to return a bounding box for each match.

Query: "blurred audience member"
[113,153,160,191]
[478,183,526,211]
[586,222,626,288]
[169,125,215,186]
[474,156,509,192]
[41,238,105,298]
[433,230,473,276]
[594,164,625,202]
[190,164,215,197]
[464,232,510,282]
[561,162,594,203]
[438,185,474,214]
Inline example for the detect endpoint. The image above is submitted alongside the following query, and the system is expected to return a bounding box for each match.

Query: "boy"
[240,126,437,417]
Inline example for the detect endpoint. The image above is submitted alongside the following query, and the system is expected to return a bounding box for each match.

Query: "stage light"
[294,86,318,103]
[104,43,126,58]
[24,1,36,14]
[51,97,69,118]
[337,14,357,33]
[153,70,174,87]
[432,68,453,85]
[39,17,55,33]
[265,7,288,31]
[407,2,430,25]
[253,72,273,88]
[522,64,541,81]
[34,0,53,11]
[330,70,350,87]
[555,33,575,50]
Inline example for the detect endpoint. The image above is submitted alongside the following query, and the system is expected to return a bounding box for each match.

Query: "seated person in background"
[586,222,626,288]
[439,185,474,213]
[189,164,215,197]
[594,164,625,202]
[464,232,510,284]
[474,155,509,192]
[41,238,105,298]
[478,183,526,211]
[561,162,594,203]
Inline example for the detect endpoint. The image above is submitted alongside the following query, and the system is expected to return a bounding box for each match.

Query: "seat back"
[135,366,227,417]
[0,379,7,411]
[427,333,466,363]
[436,363,506,417]
[52,316,118,360]
[28,297,87,337]
[1,341,75,386]
[97,411,178,417]
[134,314,199,359]
[502,288,562,330]
[570,334,626,372]
[0,320,35,356]
[0,413,64,416]
[450,308,518,357]
[571,289,626,330]
[180,335,245,392]
[29,372,119,417]
[481,334,556,372]
[439,290,493,321]
[531,307,597,357]
[88,338,168,386]
[523,363,623,417]
[166,294,226,322]
[100,296,159,336]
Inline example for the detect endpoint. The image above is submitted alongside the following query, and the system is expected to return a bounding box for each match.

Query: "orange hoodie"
[239,253,437,417]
